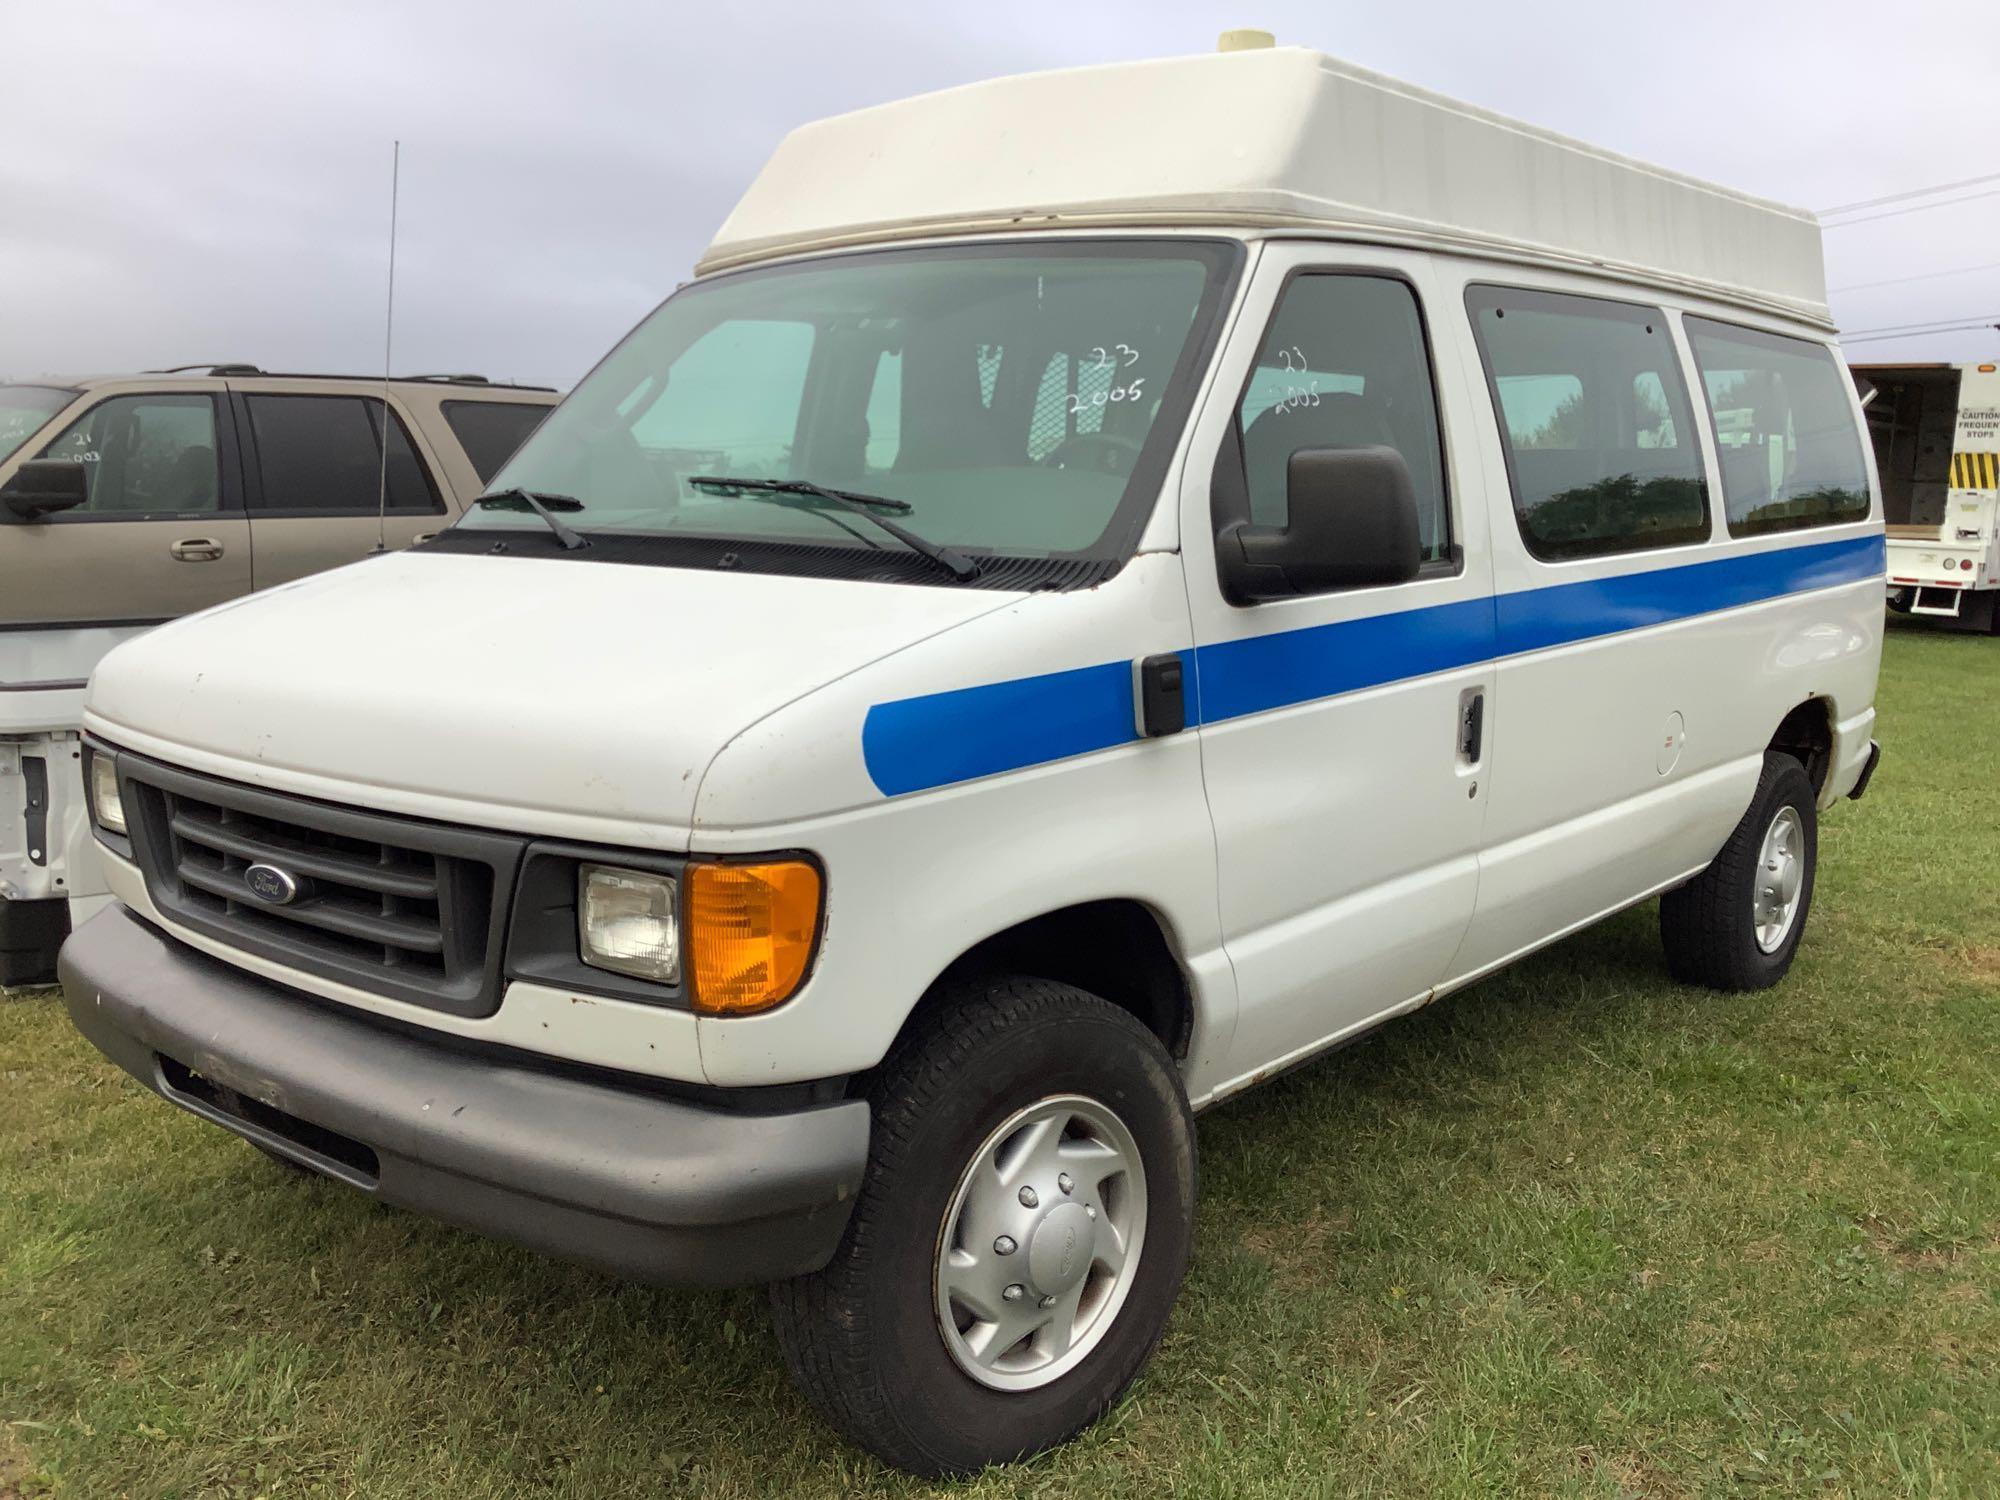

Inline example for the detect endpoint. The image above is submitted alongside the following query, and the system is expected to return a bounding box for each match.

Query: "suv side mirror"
[1217,444,1423,602]
[1,459,89,521]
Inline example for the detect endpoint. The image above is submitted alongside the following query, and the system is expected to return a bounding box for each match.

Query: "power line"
[1828,258,2000,294]
[1821,184,2000,229]
[1841,320,2000,347]
[1819,170,2000,217]
[1844,324,1996,346]
[1841,311,2000,338]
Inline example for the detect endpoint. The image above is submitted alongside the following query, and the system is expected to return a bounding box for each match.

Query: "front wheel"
[1660,750,1818,990]
[769,975,1195,1476]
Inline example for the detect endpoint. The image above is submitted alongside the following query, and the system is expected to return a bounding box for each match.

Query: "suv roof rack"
[149,363,265,376]
[143,365,555,392]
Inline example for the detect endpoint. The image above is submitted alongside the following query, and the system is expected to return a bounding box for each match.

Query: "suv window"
[1238,274,1451,561]
[1,385,71,465]
[1684,318,1870,536]
[245,394,440,513]
[441,400,551,484]
[34,393,221,515]
[1467,286,1709,559]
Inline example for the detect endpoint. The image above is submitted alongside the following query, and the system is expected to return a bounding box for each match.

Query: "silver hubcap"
[933,1094,1147,1392]
[1753,804,1806,953]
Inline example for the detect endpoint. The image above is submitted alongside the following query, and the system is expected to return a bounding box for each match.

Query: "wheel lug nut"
[1085,1204,1096,1219]
[1057,1173,1073,1195]
[1018,1186,1039,1208]
[994,1235,1017,1256]
[1039,1295,1057,1309]
[1002,1283,1025,1302]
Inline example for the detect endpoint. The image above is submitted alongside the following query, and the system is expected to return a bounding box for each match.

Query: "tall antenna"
[371,139,402,553]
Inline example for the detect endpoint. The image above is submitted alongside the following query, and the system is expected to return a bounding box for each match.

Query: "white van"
[58,43,1883,1475]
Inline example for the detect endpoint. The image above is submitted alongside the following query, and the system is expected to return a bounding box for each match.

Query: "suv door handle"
[170,538,225,562]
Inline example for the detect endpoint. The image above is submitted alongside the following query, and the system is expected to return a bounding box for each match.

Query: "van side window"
[34,393,221,515]
[1633,372,1678,448]
[1466,286,1709,560]
[246,395,440,514]
[1238,274,1450,561]
[1683,318,1870,536]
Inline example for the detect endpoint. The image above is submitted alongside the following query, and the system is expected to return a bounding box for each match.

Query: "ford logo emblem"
[244,863,302,905]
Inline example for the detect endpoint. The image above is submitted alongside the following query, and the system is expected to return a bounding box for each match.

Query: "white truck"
[57,40,1882,1474]
[1855,361,2000,630]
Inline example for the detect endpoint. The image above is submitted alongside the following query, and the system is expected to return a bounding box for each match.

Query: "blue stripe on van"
[861,658,1158,799]
[1194,596,1497,724]
[1493,533,1885,656]
[860,533,1885,796]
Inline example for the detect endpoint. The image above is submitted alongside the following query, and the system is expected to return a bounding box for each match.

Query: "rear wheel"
[1660,751,1817,990]
[770,975,1195,1476]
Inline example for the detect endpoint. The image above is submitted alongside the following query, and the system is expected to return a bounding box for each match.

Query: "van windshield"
[0,386,71,465]
[468,241,1237,574]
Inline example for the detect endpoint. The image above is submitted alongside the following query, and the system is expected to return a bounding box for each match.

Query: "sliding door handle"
[1460,689,1485,762]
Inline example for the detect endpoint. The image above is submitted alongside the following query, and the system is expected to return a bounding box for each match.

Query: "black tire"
[769,974,1196,1476]
[1660,750,1817,990]
[0,895,69,989]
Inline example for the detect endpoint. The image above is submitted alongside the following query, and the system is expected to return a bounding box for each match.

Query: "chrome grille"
[119,754,522,1017]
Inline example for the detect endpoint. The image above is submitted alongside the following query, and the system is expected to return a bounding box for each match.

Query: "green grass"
[4,622,1997,1498]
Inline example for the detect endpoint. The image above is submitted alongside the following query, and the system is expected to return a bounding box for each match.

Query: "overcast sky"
[4,0,1996,387]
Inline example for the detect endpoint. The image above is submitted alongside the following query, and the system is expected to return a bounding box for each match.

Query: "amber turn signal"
[687,860,822,1015]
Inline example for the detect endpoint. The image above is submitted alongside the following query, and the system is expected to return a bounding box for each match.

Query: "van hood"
[84,552,1019,840]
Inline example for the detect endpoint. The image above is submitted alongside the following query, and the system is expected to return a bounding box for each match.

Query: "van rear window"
[1683,319,1870,537]
[1467,286,1710,560]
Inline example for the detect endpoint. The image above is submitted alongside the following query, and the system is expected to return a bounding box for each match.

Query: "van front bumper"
[59,906,869,1285]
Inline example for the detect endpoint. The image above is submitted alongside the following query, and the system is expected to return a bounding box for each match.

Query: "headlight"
[90,754,127,834]
[578,864,679,983]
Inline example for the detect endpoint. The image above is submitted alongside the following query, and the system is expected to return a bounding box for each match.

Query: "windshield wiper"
[472,488,590,551]
[688,475,980,582]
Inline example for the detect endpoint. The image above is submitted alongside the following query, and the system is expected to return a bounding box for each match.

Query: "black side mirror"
[1,459,89,521]
[1216,444,1423,602]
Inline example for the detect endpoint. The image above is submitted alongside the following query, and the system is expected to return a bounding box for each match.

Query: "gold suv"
[0,366,558,985]
[0,366,558,625]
